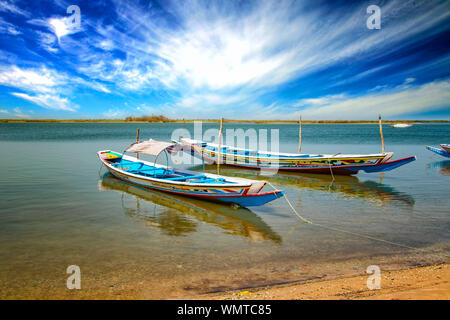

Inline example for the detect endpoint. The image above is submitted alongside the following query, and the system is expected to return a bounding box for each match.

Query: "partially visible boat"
[441,144,450,153]
[391,123,413,128]
[426,144,450,158]
[97,139,284,207]
[177,138,416,175]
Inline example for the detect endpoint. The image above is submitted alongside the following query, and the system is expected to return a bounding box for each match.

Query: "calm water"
[0,122,449,299]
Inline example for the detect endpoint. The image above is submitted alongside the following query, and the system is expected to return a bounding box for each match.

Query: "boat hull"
[220,157,416,175]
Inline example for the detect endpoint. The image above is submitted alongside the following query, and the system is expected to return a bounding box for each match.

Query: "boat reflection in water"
[203,166,415,208]
[427,160,450,176]
[99,173,281,243]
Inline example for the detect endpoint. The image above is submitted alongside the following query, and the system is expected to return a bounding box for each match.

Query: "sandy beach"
[194,263,449,300]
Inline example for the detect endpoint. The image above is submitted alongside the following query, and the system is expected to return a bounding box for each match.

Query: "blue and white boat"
[177,138,416,175]
[427,144,450,158]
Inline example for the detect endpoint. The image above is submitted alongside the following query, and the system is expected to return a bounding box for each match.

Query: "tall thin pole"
[298,114,302,153]
[136,128,140,159]
[217,117,223,175]
[378,115,385,154]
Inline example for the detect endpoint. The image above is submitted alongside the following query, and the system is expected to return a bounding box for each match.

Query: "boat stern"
[380,152,394,163]
[217,190,284,207]
[361,156,416,173]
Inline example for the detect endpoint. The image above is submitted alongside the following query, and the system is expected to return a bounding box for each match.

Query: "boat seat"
[113,161,144,168]
[136,167,164,172]
[192,178,225,184]
[129,168,162,173]
[164,174,206,181]
[129,168,174,176]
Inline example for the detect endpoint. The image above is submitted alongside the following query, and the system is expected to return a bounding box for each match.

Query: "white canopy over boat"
[125,139,176,156]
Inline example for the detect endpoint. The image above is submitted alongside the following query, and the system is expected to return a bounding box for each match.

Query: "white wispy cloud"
[35,31,59,53]
[103,0,447,90]
[1,0,448,119]
[96,39,115,51]
[0,16,21,35]
[0,65,109,112]
[72,77,111,93]
[297,79,450,120]
[0,0,30,17]
[294,94,348,108]
[0,65,64,93]
[48,15,81,42]
[11,106,30,118]
[11,92,78,112]
[101,108,129,119]
[66,0,449,117]
[27,10,83,45]
[0,107,32,118]
[177,93,249,109]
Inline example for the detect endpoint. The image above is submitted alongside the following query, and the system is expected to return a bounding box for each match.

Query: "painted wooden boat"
[97,141,284,207]
[177,138,416,175]
[426,145,450,158]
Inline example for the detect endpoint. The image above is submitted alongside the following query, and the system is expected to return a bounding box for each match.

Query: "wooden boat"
[391,123,413,128]
[177,138,416,175]
[426,144,450,158]
[97,139,284,207]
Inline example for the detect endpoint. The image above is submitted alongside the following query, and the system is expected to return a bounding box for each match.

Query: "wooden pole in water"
[217,117,223,175]
[378,115,385,154]
[298,114,302,153]
[136,128,140,159]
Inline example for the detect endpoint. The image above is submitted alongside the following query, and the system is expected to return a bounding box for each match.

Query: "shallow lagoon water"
[0,123,449,298]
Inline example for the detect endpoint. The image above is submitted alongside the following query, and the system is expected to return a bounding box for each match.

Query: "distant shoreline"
[1,119,449,124]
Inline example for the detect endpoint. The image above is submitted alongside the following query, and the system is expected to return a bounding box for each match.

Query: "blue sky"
[0,0,449,120]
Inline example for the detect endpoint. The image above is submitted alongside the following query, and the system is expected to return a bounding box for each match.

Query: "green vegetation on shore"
[124,115,171,122]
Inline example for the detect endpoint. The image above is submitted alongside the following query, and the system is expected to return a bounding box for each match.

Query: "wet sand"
[1,250,447,300]
[196,263,450,300]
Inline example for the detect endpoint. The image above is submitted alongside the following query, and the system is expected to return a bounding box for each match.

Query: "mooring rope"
[327,159,335,192]
[328,157,336,182]
[266,181,449,258]
[98,162,104,178]
[267,181,312,224]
